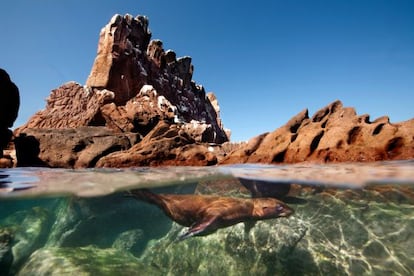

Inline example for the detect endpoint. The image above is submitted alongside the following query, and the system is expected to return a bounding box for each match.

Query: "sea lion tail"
[125,188,164,206]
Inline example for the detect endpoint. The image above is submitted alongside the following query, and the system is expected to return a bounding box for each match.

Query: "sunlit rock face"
[19,14,228,143]
[14,13,229,168]
[221,100,414,164]
[85,14,228,143]
[86,14,151,105]
[17,82,114,131]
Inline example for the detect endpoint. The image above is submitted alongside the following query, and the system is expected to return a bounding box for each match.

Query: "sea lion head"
[252,198,293,219]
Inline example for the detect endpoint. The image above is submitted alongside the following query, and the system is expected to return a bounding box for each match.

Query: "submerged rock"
[112,229,145,256]
[221,100,414,164]
[281,188,414,275]
[0,207,54,274]
[140,217,307,275]
[0,228,13,275]
[17,246,161,275]
[45,194,172,252]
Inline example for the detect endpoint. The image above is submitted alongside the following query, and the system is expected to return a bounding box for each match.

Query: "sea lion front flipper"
[244,220,256,234]
[178,217,217,241]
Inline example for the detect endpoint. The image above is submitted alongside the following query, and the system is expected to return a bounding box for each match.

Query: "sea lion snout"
[276,203,294,217]
[253,198,294,219]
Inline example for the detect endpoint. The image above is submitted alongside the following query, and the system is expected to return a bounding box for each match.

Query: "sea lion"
[238,178,291,199]
[127,189,293,240]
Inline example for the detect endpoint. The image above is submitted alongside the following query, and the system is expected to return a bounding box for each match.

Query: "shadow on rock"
[14,134,47,167]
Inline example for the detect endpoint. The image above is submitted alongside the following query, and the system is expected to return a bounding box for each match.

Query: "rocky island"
[2,13,413,168]
[13,14,229,168]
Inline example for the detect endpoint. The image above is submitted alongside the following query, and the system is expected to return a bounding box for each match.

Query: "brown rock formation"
[15,127,139,168]
[96,121,217,167]
[16,82,114,131]
[15,13,228,167]
[86,14,151,104]
[17,14,227,143]
[84,13,227,143]
[221,100,414,164]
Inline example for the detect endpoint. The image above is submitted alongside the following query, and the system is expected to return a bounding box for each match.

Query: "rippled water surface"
[1,160,414,275]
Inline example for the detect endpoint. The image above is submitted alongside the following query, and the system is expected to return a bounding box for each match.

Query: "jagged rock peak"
[84,13,228,142]
[86,14,152,103]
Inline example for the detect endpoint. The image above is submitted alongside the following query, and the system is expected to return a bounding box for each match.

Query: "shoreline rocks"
[96,121,218,167]
[220,100,414,164]
[14,127,139,168]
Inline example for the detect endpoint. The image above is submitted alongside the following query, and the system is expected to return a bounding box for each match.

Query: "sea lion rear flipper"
[178,217,217,241]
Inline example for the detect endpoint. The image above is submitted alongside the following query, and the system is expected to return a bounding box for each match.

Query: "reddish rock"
[14,127,139,168]
[16,82,114,132]
[96,121,217,167]
[18,14,228,144]
[84,13,227,143]
[221,101,414,164]
[14,13,228,168]
[86,14,151,104]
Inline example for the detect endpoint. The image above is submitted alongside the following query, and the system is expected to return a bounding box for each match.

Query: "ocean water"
[1,160,414,275]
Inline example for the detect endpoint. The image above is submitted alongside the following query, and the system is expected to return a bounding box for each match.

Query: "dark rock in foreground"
[221,100,414,164]
[0,68,20,167]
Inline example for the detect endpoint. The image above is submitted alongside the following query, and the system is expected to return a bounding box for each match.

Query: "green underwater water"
[1,161,414,275]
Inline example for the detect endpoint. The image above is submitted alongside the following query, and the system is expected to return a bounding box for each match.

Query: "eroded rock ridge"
[221,100,414,164]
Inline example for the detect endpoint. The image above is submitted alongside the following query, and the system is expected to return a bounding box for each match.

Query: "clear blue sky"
[2,0,413,142]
